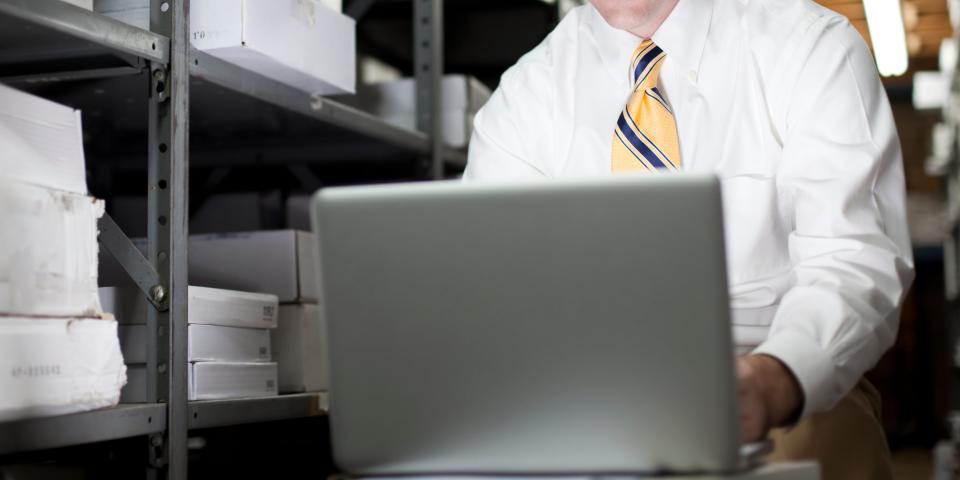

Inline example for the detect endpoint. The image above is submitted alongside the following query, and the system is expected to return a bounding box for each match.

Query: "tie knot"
[631,40,665,90]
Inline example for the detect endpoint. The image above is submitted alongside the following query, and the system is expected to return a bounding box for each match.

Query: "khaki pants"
[766,379,892,480]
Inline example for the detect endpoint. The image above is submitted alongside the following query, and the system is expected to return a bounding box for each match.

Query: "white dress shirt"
[463,0,915,417]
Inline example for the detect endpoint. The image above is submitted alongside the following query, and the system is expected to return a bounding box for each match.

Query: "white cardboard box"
[356,75,491,114]
[119,324,272,364]
[63,0,94,9]
[0,318,126,421]
[192,0,354,94]
[380,110,478,149]
[1,179,103,318]
[190,325,272,362]
[100,286,278,328]
[101,8,149,30]
[188,231,320,303]
[189,286,278,328]
[100,231,319,304]
[347,75,491,148]
[0,84,88,194]
[190,362,278,401]
[94,1,353,94]
[123,362,278,402]
[95,0,342,16]
[273,304,327,393]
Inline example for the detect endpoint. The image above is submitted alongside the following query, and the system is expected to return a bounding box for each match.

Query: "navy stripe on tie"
[635,55,664,88]
[645,90,672,113]
[615,130,653,169]
[624,110,676,169]
[631,43,655,69]
[617,113,666,169]
[633,46,663,84]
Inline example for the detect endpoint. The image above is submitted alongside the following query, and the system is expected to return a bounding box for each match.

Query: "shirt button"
[687,70,698,83]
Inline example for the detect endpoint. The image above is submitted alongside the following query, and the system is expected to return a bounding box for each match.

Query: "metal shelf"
[191,49,426,153]
[0,0,169,80]
[190,49,465,168]
[188,393,328,430]
[0,1,464,169]
[0,404,166,456]
[0,0,450,477]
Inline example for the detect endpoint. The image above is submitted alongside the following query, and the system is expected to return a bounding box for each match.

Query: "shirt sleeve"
[463,47,554,181]
[752,18,915,417]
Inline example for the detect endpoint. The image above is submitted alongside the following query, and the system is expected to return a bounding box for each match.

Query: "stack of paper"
[0,84,123,421]
[0,319,126,422]
[0,179,103,318]
[104,286,280,401]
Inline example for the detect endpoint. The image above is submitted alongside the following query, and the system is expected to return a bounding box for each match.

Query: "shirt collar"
[585,0,713,84]
[652,0,713,81]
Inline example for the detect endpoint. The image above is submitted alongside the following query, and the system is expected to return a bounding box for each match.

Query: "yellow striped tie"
[611,40,681,173]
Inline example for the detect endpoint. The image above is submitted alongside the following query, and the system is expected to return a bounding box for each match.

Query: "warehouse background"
[0,0,956,478]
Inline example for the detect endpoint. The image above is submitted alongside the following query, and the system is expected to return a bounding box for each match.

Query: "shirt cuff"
[751,330,840,419]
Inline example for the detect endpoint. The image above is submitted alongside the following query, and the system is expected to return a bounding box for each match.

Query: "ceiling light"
[863,0,910,77]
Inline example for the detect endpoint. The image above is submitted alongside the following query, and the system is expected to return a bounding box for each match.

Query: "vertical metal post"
[414,0,444,180]
[148,1,190,479]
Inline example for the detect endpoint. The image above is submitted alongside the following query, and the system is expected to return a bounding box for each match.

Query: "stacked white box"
[0,84,105,320]
[0,85,123,420]
[348,75,492,148]
[190,325,272,362]
[0,318,126,421]
[100,231,326,396]
[100,231,320,303]
[101,285,278,328]
[273,304,328,393]
[62,0,95,10]
[124,362,278,402]
[95,0,354,94]
[0,81,88,195]
[190,362,278,400]
[192,0,355,94]
[93,0,148,30]
[0,179,104,318]
[120,324,272,363]
[183,231,326,393]
[103,286,279,402]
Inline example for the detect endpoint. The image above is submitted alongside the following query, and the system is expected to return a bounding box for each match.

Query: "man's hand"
[736,354,804,442]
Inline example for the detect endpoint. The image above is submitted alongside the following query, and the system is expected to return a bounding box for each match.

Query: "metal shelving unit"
[188,393,328,430]
[0,0,449,478]
[0,404,167,456]
[0,0,168,75]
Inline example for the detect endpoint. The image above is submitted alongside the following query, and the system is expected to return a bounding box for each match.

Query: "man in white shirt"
[463,0,915,478]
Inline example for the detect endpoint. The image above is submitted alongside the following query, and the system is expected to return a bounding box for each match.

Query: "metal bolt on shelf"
[151,285,167,304]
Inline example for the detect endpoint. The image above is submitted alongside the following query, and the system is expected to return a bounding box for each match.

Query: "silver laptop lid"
[312,174,739,476]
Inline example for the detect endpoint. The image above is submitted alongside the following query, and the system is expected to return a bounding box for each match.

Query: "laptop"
[311,174,741,476]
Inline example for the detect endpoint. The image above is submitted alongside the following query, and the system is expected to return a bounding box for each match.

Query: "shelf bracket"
[149,433,167,469]
[98,213,167,312]
[152,66,169,104]
[414,0,445,180]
